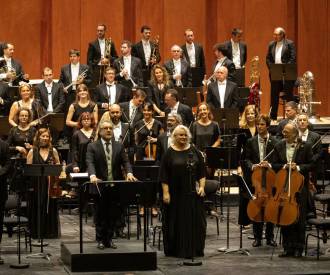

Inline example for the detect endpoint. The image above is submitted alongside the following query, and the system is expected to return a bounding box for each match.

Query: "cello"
[264,160,304,226]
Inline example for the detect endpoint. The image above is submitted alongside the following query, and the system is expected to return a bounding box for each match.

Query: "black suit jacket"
[1,58,27,86]
[164,102,194,127]
[266,39,296,69]
[35,81,65,113]
[58,63,92,93]
[131,41,161,69]
[181,43,206,74]
[147,81,173,110]
[212,57,236,83]
[94,83,130,108]
[164,59,192,87]
[86,139,132,194]
[306,130,322,163]
[87,39,118,67]
[206,80,239,109]
[118,101,144,128]
[223,40,247,68]
[113,56,144,87]
[156,132,169,164]
[0,139,10,203]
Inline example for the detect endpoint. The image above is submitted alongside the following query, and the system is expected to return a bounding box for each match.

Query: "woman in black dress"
[147,64,173,116]
[26,128,61,239]
[71,112,97,173]
[160,125,206,258]
[7,107,36,157]
[134,102,163,160]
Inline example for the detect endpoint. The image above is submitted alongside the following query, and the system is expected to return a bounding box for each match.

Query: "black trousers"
[0,202,5,243]
[270,80,294,120]
[253,221,274,241]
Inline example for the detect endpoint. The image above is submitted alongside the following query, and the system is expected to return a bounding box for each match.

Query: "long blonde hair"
[239,105,257,129]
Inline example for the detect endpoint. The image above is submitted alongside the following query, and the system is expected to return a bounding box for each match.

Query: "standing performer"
[26,128,61,239]
[271,122,313,257]
[244,114,277,247]
[86,121,137,249]
[160,125,206,258]
[212,43,236,83]
[0,138,10,264]
[266,27,296,121]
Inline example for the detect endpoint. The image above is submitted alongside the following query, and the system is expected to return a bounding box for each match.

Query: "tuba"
[298,71,321,117]
[248,56,261,112]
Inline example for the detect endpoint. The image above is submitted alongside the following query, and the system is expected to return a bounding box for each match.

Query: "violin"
[264,162,304,226]
[247,166,276,222]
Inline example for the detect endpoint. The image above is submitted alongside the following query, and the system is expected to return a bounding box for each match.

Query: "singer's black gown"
[134,119,163,160]
[160,146,206,258]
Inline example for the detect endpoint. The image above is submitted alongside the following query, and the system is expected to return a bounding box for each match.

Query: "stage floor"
[1,205,330,275]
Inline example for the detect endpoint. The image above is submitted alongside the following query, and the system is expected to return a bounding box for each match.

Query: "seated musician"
[244,114,278,247]
[86,121,137,250]
[7,107,36,157]
[271,122,313,257]
[276,101,298,138]
[147,64,173,116]
[26,128,61,239]
[164,45,192,88]
[35,67,65,113]
[8,83,43,127]
[134,102,164,161]
[164,89,194,127]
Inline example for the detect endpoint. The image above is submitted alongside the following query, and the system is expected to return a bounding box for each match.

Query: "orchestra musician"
[113,40,144,89]
[160,125,206,258]
[35,67,65,113]
[212,43,236,83]
[132,25,161,85]
[276,101,298,137]
[147,64,173,116]
[271,122,313,257]
[266,27,296,121]
[26,128,61,239]
[181,29,206,87]
[7,107,36,158]
[0,138,10,264]
[164,45,192,88]
[8,83,43,127]
[59,49,92,112]
[244,114,278,247]
[86,121,137,249]
[0,43,29,86]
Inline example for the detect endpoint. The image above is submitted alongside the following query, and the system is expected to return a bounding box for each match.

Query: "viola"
[247,166,276,222]
[145,137,157,160]
[264,164,304,226]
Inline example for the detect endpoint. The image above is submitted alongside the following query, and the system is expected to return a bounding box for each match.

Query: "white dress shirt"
[98,39,106,58]
[142,39,151,65]
[258,134,269,161]
[186,43,196,67]
[275,41,283,64]
[46,82,53,112]
[71,62,80,90]
[123,56,132,77]
[214,57,226,73]
[299,129,309,142]
[112,122,122,141]
[106,81,116,105]
[231,39,241,69]
[217,80,226,108]
[170,101,179,115]
[129,100,137,120]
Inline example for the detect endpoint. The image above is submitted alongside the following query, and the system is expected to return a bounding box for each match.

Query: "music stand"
[0,116,10,138]
[132,165,159,251]
[269,64,297,86]
[191,67,204,87]
[213,108,239,130]
[24,164,62,260]
[235,68,246,87]
[176,87,200,107]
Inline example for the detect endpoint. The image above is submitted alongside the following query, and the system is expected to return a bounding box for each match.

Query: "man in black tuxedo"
[132,25,161,86]
[181,29,206,87]
[119,89,146,129]
[0,138,10,264]
[266,27,296,120]
[94,67,130,112]
[0,43,29,86]
[276,101,298,138]
[35,67,65,113]
[223,28,247,86]
[164,45,192,87]
[87,24,118,86]
[212,43,236,83]
[86,121,137,249]
[113,40,144,89]
[206,66,239,110]
[244,115,278,247]
[271,122,313,258]
[164,89,193,127]
[59,49,92,112]
[156,113,182,163]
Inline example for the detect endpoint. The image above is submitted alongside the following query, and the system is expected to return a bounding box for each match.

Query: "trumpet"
[202,72,216,86]
[149,35,159,66]
[118,61,137,88]
[64,69,88,91]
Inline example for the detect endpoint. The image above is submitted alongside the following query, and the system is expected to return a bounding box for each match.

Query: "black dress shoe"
[252,240,262,247]
[116,230,127,239]
[97,242,105,250]
[109,240,117,249]
[293,250,303,258]
[0,257,4,265]
[278,250,293,257]
[266,239,277,247]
